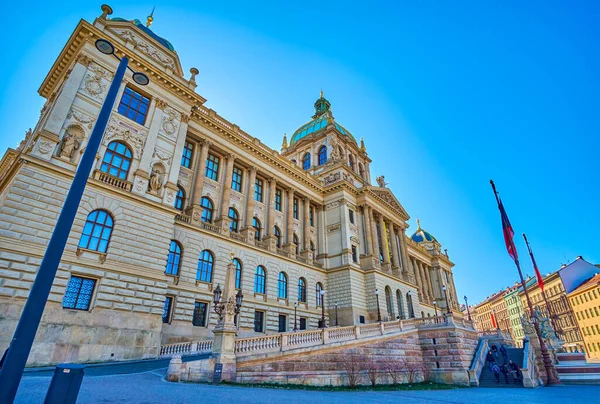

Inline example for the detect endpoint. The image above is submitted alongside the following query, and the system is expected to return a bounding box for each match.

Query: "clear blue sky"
[1,1,598,304]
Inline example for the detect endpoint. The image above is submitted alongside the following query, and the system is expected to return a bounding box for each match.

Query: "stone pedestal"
[186,205,204,224]
[263,235,278,252]
[282,242,296,258]
[214,216,230,233]
[211,323,238,382]
[241,227,255,245]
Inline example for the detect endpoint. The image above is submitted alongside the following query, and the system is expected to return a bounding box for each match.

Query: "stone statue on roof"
[376,175,387,188]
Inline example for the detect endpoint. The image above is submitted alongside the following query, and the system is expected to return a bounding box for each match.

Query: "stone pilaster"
[362,205,373,256]
[389,222,400,272]
[378,214,391,271]
[215,153,236,231]
[186,139,210,223]
[263,178,278,252]
[399,231,413,282]
[369,208,379,262]
[282,188,296,257]
[241,166,257,244]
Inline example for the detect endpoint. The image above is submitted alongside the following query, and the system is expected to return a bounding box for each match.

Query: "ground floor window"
[162,296,173,324]
[192,302,208,327]
[63,276,96,311]
[254,310,265,332]
[299,317,307,330]
[278,314,287,332]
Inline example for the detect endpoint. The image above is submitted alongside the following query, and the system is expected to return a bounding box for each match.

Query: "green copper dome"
[111,17,175,52]
[290,92,357,146]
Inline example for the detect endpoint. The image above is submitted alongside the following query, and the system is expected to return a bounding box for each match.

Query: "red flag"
[499,199,519,262]
[491,311,498,329]
[523,233,545,292]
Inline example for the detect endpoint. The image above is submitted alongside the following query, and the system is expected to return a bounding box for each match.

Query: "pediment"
[105,23,184,76]
[366,186,410,221]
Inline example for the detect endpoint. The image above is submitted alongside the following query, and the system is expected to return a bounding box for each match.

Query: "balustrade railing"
[235,334,281,354]
[327,326,356,341]
[201,222,221,233]
[360,322,383,337]
[175,214,191,224]
[94,170,132,191]
[229,232,246,242]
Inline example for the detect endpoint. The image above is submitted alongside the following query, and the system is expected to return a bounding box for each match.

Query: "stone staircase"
[478,348,524,388]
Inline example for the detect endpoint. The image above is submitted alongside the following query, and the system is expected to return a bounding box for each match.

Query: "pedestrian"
[492,363,501,384]
[500,344,508,363]
[500,363,510,384]
[491,343,499,359]
[486,350,495,370]
[509,360,522,384]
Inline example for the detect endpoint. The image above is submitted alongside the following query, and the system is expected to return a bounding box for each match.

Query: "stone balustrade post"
[355,325,361,339]
[379,322,385,335]
[323,328,330,345]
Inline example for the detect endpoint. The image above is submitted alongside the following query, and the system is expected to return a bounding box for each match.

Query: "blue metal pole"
[0,56,129,403]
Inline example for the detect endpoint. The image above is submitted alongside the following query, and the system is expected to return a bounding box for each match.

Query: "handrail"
[468,338,490,386]
[521,339,538,387]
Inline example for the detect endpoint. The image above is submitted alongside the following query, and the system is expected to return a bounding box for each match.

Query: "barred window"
[101,141,132,180]
[234,258,242,289]
[278,272,288,299]
[255,178,264,202]
[254,266,266,294]
[63,276,96,311]
[162,296,173,323]
[174,186,185,210]
[165,240,182,276]
[181,141,193,168]
[298,278,307,303]
[192,301,208,327]
[200,197,213,223]
[275,189,282,211]
[78,209,113,253]
[117,86,150,125]
[232,167,243,192]
[205,154,220,181]
[196,250,214,283]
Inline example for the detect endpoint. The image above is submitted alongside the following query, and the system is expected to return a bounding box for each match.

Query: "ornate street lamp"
[464,295,472,321]
[0,38,149,403]
[433,300,438,317]
[375,289,382,322]
[293,302,298,331]
[212,284,243,320]
[319,289,326,328]
[335,302,339,326]
[442,285,451,314]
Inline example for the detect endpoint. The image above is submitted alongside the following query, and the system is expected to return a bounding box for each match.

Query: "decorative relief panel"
[230,191,245,205]
[113,29,177,71]
[158,106,182,141]
[102,117,148,158]
[327,224,341,234]
[66,107,96,129]
[151,146,173,167]
[323,172,341,186]
[325,200,340,210]
[79,62,113,103]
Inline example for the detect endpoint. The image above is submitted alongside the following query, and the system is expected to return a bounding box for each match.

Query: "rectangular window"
[117,86,150,125]
[181,141,193,168]
[62,276,96,311]
[309,206,314,227]
[352,245,358,263]
[274,189,282,211]
[299,317,307,330]
[359,315,365,324]
[278,314,287,332]
[232,166,243,192]
[162,296,173,323]
[205,154,220,181]
[349,209,354,224]
[192,301,208,327]
[254,310,265,332]
[293,198,298,219]
[255,178,263,202]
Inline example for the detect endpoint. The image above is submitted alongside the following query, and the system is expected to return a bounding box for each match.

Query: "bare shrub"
[365,357,380,387]
[400,357,425,384]
[382,358,404,385]
[341,355,364,388]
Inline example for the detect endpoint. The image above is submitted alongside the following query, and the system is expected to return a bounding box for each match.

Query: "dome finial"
[282,133,288,149]
[320,89,324,98]
[146,6,155,27]
[360,137,366,152]
[417,218,421,229]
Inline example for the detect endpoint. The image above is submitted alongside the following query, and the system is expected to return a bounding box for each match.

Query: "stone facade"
[0,5,462,366]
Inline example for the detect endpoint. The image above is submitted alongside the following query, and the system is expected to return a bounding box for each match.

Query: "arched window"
[302,152,311,170]
[254,266,266,294]
[298,278,307,302]
[348,154,355,170]
[385,286,393,318]
[358,163,365,179]
[278,272,288,299]
[234,258,242,289]
[396,290,405,320]
[78,209,114,253]
[200,197,213,223]
[165,240,182,276]
[407,292,415,318]
[174,186,185,211]
[316,282,323,307]
[228,207,239,233]
[318,145,327,165]
[274,226,282,248]
[196,250,214,283]
[253,217,261,241]
[293,234,299,255]
[101,141,132,180]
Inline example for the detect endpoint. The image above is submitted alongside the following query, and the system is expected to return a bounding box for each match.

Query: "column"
[419,261,431,302]
[369,208,379,262]
[317,206,326,261]
[362,206,373,256]
[163,113,190,205]
[378,215,391,271]
[215,154,236,230]
[241,166,257,243]
[302,197,310,252]
[283,188,295,256]
[426,266,435,303]
[186,140,210,223]
[389,222,400,270]
[264,178,278,251]
[399,230,412,281]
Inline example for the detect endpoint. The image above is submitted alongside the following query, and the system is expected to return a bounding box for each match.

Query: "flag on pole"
[499,198,519,262]
[491,311,498,329]
[523,233,545,292]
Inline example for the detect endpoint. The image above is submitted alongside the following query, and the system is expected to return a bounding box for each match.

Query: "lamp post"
[293,302,298,331]
[407,290,413,318]
[442,285,451,314]
[319,289,326,328]
[464,295,472,321]
[0,38,149,404]
[335,302,339,326]
[375,289,382,322]
[433,300,438,317]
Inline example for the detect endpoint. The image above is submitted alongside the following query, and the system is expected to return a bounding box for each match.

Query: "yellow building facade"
[0,6,461,366]
[569,274,600,359]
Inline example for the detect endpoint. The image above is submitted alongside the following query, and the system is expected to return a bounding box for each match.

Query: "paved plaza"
[16,369,600,404]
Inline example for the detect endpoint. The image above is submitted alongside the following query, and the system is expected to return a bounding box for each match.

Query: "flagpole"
[489,180,560,385]
[522,233,560,335]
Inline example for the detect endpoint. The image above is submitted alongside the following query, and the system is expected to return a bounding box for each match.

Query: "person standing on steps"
[500,363,510,384]
[500,344,508,363]
[486,350,495,370]
[491,343,499,359]
[492,363,501,384]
